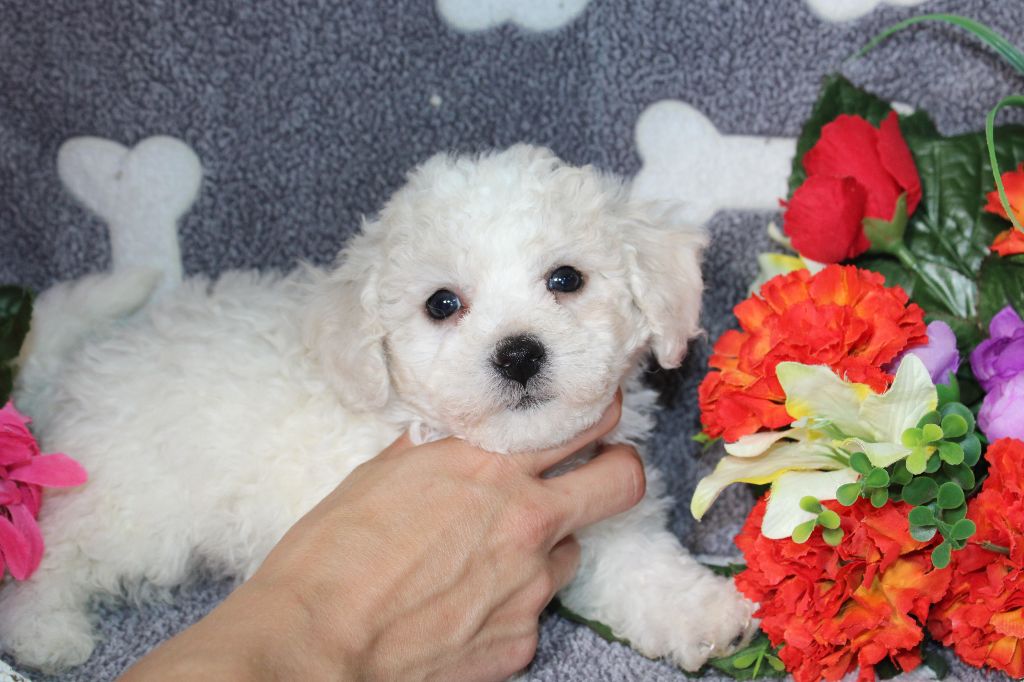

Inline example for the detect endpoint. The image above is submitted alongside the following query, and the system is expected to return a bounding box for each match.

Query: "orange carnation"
[984,162,1024,224]
[698,265,928,441]
[736,497,950,682]
[928,438,1024,678]
[990,228,1024,257]
[985,162,1024,257]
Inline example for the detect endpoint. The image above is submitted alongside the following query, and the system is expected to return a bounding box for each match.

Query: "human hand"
[121,393,643,681]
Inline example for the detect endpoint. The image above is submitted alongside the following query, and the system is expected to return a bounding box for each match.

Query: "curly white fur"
[1,145,753,673]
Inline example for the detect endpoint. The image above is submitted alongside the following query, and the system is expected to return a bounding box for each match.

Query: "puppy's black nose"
[493,335,546,387]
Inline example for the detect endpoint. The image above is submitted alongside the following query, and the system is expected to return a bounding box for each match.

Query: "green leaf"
[943,463,976,491]
[551,600,631,646]
[911,525,938,542]
[890,462,913,486]
[951,519,977,541]
[822,527,844,546]
[960,434,982,467]
[855,257,916,295]
[870,487,889,508]
[0,285,33,319]
[693,432,722,453]
[732,652,759,669]
[943,503,969,524]
[864,193,909,253]
[956,364,984,407]
[923,648,950,680]
[921,423,944,443]
[902,428,923,448]
[836,483,861,506]
[979,253,1024,326]
[903,477,939,505]
[909,506,936,526]
[873,658,902,680]
[940,414,968,439]
[799,496,823,513]
[901,126,1024,319]
[0,286,33,365]
[937,482,966,510]
[936,374,960,406]
[932,541,953,569]
[792,520,816,544]
[818,509,841,529]
[905,448,929,475]
[849,451,872,474]
[707,633,787,680]
[865,468,890,488]
[0,366,10,407]
[937,441,964,465]
[704,562,748,578]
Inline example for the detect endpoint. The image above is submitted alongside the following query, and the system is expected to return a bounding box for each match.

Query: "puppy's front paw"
[0,605,96,672]
[651,575,758,671]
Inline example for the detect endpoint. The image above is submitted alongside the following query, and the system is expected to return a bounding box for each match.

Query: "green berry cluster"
[830,399,981,569]
[893,401,981,568]
[792,496,843,546]
[836,451,892,508]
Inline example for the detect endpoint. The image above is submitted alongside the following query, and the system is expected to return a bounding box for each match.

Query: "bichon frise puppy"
[0,145,753,672]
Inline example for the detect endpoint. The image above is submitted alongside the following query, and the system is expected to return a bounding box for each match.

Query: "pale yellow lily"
[690,355,937,539]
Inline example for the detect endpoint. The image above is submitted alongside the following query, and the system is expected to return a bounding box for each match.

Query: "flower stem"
[982,541,1011,556]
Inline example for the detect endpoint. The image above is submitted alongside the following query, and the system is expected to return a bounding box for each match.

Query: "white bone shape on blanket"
[57,136,202,295]
[436,0,591,32]
[804,0,930,23]
[631,100,796,226]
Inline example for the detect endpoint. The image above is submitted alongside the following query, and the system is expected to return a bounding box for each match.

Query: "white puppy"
[0,145,753,672]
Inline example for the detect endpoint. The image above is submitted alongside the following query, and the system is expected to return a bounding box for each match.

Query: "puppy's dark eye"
[547,266,583,293]
[426,289,462,320]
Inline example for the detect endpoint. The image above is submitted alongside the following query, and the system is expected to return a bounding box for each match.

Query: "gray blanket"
[1,1,1021,679]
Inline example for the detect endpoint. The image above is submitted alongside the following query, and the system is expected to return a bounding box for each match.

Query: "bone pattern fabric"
[1,1,1022,679]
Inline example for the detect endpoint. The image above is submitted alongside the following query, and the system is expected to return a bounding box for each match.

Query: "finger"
[523,390,623,474]
[548,535,581,593]
[544,444,645,538]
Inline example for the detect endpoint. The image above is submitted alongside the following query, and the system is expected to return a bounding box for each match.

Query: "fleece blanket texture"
[1,1,1022,679]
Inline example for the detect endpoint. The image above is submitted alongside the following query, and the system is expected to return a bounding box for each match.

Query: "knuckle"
[526,570,557,611]
[507,632,540,671]
[509,500,556,548]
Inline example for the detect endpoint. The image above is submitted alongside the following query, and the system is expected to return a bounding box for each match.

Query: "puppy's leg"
[558,467,756,671]
[0,547,98,671]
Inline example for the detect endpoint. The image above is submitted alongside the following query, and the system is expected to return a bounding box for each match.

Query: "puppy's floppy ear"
[621,202,708,368]
[303,227,390,410]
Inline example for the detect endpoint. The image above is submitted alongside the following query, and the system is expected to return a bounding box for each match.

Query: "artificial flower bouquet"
[690,15,1024,682]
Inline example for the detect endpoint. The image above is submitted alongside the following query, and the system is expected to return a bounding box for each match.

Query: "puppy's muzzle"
[493,334,545,387]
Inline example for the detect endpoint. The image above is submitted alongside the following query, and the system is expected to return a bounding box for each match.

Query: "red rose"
[928,438,1024,678]
[782,112,922,263]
